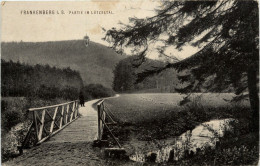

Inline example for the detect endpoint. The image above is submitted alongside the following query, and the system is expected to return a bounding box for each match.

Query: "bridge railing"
[19,100,79,151]
[97,100,121,148]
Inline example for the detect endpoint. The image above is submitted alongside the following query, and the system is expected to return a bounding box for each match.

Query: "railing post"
[75,101,78,118]
[65,104,69,124]
[70,102,75,122]
[101,103,104,135]
[97,104,101,140]
[50,107,58,133]
[60,105,64,128]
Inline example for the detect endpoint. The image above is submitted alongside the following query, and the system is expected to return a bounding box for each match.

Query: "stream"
[129,118,233,163]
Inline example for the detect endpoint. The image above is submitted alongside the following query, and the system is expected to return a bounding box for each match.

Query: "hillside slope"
[1,40,127,88]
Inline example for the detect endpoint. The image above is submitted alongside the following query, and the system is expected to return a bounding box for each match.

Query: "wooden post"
[97,104,101,140]
[75,101,78,117]
[38,109,46,141]
[59,105,64,128]
[33,111,39,143]
[70,102,75,122]
[65,104,69,124]
[50,107,58,133]
[73,101,77,118]
[102,104,105,134]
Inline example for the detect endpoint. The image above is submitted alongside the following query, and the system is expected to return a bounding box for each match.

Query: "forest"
[1,59,83,100]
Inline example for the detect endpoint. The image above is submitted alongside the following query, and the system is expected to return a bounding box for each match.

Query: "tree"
[105,1,259,130]
[113,58,136,92]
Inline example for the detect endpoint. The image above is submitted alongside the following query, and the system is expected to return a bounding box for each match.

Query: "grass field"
[104,93,248,124]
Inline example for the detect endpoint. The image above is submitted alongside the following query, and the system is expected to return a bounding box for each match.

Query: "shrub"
[1,100,25,133]
[2,110,23,130]
[83,84,115,100]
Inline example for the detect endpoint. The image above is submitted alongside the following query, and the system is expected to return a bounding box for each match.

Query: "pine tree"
[105,1,259,130]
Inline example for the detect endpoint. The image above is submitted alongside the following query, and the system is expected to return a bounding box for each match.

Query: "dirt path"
[3,99,106,166]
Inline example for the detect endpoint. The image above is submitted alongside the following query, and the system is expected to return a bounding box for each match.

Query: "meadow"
[102,93,258,165]
[104,93,248,124]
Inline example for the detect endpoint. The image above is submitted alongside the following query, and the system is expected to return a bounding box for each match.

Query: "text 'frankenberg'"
[20,10,113,15]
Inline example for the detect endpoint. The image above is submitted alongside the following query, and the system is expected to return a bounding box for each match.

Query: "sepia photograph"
[1,0,259,165]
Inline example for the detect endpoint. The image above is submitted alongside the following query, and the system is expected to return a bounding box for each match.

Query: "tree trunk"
[247,65,259,131]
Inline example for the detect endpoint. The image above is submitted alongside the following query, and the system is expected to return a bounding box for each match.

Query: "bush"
[83,84,115,100]
[172,107,259,165]
[37,85,79,100]
[1,100,25,133]
[2,110,23,130]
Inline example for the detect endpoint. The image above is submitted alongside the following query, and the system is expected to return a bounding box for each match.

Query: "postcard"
[1,1,259,165]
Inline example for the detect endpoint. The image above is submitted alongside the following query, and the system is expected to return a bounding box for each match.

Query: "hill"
[1,40,127,88]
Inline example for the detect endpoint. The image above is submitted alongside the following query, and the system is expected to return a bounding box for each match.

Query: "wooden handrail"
[28,100,79,111]
[97,99,104,107]
[19,100,80,152]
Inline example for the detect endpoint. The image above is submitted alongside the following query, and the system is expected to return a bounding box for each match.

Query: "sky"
[1,1,199,59]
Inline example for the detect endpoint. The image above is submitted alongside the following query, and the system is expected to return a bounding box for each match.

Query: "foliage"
[37,85,79,100]
[113,55,183,92]
[173,120,259,165]
[113,57,136,92]
[82,84,115,100]
[1,100,25,133]
[1,60,83,100]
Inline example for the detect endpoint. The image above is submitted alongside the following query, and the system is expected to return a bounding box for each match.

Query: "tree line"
[1,59,83,100]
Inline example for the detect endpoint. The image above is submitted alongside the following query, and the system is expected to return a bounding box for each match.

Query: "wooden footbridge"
[4,97,122,166]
